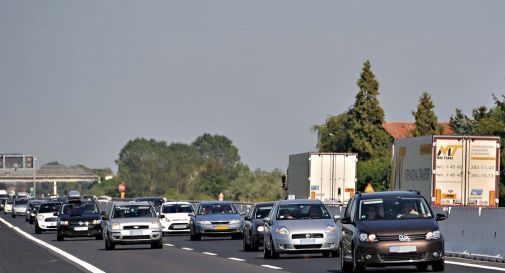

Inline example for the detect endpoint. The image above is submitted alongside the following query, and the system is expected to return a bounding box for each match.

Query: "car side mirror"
[159,214,165,219]
[340,216,352,225]
[53,212,59,216]
[264,217,271,225]
[333,215,342,222]
[239,212,246,216]
[436,213,446,221]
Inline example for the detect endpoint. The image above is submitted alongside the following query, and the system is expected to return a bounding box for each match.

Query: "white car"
[35,202,61,233]
[160,202,194,234]
[4,200,13,214]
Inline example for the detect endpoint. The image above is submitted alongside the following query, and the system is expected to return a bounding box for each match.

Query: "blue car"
[189,201,244,240]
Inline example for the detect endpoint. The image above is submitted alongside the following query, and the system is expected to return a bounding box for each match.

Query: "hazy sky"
[1,1,504,172]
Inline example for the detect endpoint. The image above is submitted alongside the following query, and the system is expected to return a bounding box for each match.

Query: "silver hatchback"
[103,201,164,250]
[263,199,340,259]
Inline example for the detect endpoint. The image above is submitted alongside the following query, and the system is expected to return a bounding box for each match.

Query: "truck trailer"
[390,135,500,207]
[283,152,357,204]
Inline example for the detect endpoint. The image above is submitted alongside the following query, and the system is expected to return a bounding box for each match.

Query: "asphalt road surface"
[1,213,505,273]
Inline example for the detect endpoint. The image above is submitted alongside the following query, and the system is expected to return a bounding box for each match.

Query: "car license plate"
[174,224,187,229]
[214,225,229,230]
[389,246,417,253]
[74,227,88,231]
[48,223,56,227]
[130,230,144,236]
[300,239,315,245]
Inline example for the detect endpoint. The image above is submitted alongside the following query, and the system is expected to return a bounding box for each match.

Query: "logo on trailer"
[437,145,462,160]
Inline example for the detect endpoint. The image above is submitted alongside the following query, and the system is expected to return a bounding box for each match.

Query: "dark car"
[26,200,45,224]
[56,198,103,241]
[339,191,446,272]
[243,202,274,251]
[135,197,165,211]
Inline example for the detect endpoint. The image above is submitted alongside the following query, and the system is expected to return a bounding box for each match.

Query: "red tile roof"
[383,122,454,140]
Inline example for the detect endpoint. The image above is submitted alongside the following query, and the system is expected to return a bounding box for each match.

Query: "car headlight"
[60,221,69,226]
[150,220,161,229]
[326,225,337,233]
[426,230,441,240]
[230,219,242,224]
[275,227,289,235]
[111,222,122,230]
[359,233,377,242]
[257,226,264,232]
[37,215,45,221]
[92,219,101,225]
[198,220,212,225]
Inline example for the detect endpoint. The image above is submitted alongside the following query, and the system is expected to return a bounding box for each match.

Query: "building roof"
[382,122,454,140]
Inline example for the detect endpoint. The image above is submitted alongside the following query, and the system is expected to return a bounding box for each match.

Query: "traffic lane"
[1,215,286,273]
[164,232,505,273]
[0,219,85,273]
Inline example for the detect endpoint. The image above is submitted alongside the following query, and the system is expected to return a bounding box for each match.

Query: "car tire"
[190,224,201,241]
[243,234,251,251]
[341,243,353,273]
[151,239,163,249]
[331,249,340,257]
[231,233,242,240]
[105,237,115,250]
[96,233,104,240]
[269,236,279,259]
[57,232,64,241]
[12,214,15,218]
[29,219,33,224]
[432,260,444,272]
[416,264,428,271]
[35,224,42,234]
[322,251,331,258]
[251,236,259,251]
[263,238,272,259]
[25,217,29,222]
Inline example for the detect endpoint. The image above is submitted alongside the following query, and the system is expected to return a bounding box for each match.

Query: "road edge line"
[446,260,505,272]
[0,217,106,273]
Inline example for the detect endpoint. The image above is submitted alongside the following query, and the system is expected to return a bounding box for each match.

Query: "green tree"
[411,92,444,136]
[347,60,392,160]
[164,143,203,199]
[449,108,474,135]
[192,133,240,179]
[312,112,351,152]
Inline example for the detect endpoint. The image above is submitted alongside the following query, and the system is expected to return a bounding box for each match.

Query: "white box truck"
[390,135,501,207]
[283,152,357,204]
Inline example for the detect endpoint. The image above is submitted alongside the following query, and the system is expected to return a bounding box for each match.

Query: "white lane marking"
[181,247,194,251]
[202,252,217,256]
[228,257,246,262]
[164,243,174,247]
[446,260,505,272]
[0,217,105,273]
[261,265,283,270]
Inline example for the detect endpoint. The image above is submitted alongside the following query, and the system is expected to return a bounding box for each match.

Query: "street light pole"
[33,157,37,197]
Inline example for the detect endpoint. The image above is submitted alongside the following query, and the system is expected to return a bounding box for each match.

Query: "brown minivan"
[339,191,445,272]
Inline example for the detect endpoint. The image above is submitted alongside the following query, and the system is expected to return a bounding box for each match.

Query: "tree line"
[313,60,505,203]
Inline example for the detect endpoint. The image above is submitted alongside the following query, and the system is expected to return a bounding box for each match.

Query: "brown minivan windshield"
[359,197,432,221]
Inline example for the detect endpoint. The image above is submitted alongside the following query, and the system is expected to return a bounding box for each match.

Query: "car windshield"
[276,204,331,220]
[38,203,61,213]
[112,205,156,218]
[136,198,163,208]
[359,197,433,221]
[255,205,273,219]
[198,203,236,215]
[162,204,194,214]
[14,199,28,205]
[6,201,13,204]
[61,202,99,215]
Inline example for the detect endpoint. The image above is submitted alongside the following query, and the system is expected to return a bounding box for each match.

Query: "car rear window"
[162,204,194,214]
[359,197,433,221]
[276,204,331,220]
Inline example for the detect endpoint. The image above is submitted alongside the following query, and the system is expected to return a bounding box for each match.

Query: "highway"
[1,213,505,273]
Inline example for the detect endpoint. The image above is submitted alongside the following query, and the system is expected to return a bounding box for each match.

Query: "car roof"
[136,197,163,200]
[198,201,234,205]
[254,201,275,206]
[114,201,152,206]
[275,199,323,205]
[356,191,424,200]
[162,201,192,205]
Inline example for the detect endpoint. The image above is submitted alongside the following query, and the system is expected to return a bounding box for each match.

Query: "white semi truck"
[282,152,357,204]
[390,135,501,207]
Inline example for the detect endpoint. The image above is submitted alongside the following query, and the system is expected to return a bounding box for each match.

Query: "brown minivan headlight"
[426,230,441,240]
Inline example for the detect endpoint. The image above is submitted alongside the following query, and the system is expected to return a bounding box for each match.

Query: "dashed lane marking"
[227,257,246,262]
[261,265,283,270]
[164,244,174,247]
[202,252,218,256]
[0,217,106,273]
[181,247,194,251]
[446,261,505,272]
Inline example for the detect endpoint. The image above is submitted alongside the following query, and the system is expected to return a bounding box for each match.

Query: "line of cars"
[4,190,447,272]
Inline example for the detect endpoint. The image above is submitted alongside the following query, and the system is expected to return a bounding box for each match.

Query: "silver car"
[189,201,244,240]
[11,198,28,218]
[103,201,164,250]
[263,199,340,259]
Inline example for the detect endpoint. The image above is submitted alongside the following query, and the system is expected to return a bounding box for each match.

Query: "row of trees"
[94,134,284,202]
[313,60,505,200]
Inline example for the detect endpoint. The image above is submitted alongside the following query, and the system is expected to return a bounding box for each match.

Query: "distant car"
[243,202,274,251]
[56,198,103,241]
[4,200,13,214]
[97,196,112,202]
[103,201,164,250]
[339,191,445,272]
[82,195,96,201]
[189,201,244,241]
[135,197,165,211]
[159,202,194,234]
[263,199,340,259]
[26,200,45,223]
[35,202,62,233]
[0,197,10,211]
[11,198,29,218]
